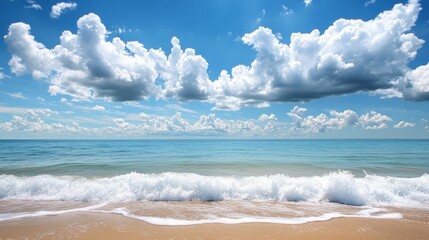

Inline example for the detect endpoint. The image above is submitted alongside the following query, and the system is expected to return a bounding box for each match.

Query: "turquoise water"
[0,139,428,177]
[0,139,428,224]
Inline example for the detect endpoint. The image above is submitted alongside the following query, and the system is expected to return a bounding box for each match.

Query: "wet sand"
[1,211,428,240]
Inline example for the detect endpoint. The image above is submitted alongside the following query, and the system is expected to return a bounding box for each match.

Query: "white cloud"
[0,106,415,137]
[394,121,416,128]
[5,23,56,79]
[36,97,45,102]
[257,9,266,23]
[365,0,376,7]
[0,111,280,137]
[165,103,198,114]
[60,97,74,106]
[112,27,134,34]
[50,2,77,18]
[0,109,96,134]
[92,105,105,111]
[258,114,277,122]
[399,62,429,101]
[208,0,424,110]
[0,109,57,132]
[287,106,307,119]
[304,0,312,7]
[4,1,429,110]
[8,92,26,99]
[5,13,166,101]
[281,5,293,15]
[288,107,392,133]
[288,107,359,133]
[0,106,56,115]
[139,112,150,120]
[25,0,41,10]
[160,37,211,101]
[358,111,392,130]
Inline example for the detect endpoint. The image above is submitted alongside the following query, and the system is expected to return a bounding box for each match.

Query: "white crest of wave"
[0,171,428,207]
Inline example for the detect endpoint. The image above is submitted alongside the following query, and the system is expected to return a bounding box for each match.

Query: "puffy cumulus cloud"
[288,107,359,133]
[0,109,99,135]
[288,106,393,133]
[304,0,312,7]
[111,112,279,136]
[0,109,58,132]
[92,105,105,111]
[0,111,281,137]
[5,13,167,101]
[286,106,307,121]
[50,2,77,18]
[258,113,277,122]
[4,1,428,110]
[0,107,413,137]
[209,0,424,109]
[160,37,211,101]
[394,121,415,128]
[3,13,212,104]
[399,62,429,101]
[358,111,392,129]
[5,23,56,79]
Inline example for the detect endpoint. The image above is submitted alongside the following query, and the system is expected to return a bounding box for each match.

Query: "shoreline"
[1,211,428,240]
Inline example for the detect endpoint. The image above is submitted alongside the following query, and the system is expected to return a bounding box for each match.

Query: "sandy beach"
[1,211,428,240]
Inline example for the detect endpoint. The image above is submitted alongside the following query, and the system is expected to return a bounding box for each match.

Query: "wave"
[0,171,428,208]
[0,205,402,225]
[108,207,402,225]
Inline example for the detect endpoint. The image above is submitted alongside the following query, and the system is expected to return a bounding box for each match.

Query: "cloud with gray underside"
[4,0,429,110]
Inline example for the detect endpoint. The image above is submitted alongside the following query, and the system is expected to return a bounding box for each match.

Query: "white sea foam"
[0,171,428,208]
[0,205,402,225]
[0,203,106,222]
[106,207,402,225]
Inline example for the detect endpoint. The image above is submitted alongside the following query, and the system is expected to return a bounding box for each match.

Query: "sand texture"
[1,211,429,240]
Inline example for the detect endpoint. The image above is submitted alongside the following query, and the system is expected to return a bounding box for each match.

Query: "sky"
[0,0,428,139]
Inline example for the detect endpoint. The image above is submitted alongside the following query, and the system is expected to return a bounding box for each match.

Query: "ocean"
[0,139,428,225]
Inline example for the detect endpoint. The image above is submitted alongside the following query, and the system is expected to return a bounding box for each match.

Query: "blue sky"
[0,0,428,138]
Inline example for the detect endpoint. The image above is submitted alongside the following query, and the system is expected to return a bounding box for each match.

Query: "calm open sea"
[0,139,428,225]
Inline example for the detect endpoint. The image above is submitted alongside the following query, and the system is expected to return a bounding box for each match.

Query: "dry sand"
[0,211,428,240]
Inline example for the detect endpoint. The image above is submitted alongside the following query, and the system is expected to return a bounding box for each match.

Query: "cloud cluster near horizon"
[3,0,429,110]
[287,106,395,133]
[0,106,415,137]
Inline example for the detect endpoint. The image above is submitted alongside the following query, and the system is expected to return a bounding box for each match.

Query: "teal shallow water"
[0,139,427,177]
[0,139,428,223]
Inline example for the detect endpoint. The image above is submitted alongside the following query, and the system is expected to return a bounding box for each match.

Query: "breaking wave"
[0,171,428,208]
